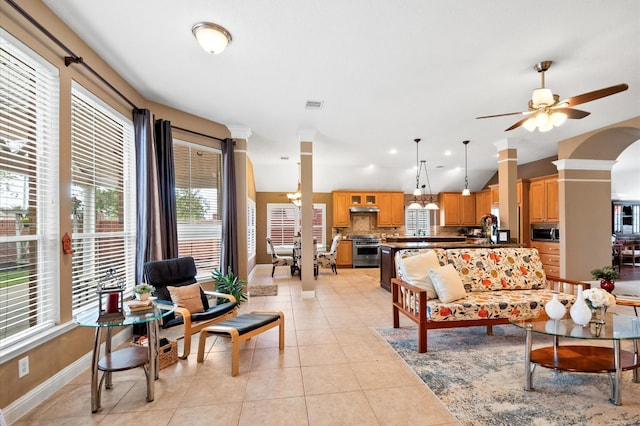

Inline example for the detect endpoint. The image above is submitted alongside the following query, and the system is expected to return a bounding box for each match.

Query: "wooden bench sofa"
[391,247,588,352]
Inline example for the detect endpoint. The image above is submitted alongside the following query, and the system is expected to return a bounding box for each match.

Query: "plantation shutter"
[0,29,60,345]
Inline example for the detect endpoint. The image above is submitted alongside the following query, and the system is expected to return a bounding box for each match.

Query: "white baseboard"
[3,328,132,424]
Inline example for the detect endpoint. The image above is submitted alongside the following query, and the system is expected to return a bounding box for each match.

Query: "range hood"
[349,206,379,213]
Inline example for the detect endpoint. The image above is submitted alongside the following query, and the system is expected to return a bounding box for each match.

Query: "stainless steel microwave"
[531,224,560,241]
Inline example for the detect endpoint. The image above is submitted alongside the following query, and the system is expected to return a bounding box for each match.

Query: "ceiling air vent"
[305,100,324,110]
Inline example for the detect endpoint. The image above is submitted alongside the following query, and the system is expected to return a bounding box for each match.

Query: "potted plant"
[212,267,248,305]
[590,265,620,293]
[134,283,155,300]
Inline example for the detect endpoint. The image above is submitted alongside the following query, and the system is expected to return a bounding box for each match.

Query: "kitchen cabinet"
[530,241,561,276]
[491,186,500,205]
[377,192,405,227]
[475,189,492,224]
[350,193,376,205]
[439,192,476,226]
[336,239,353,268]
[333,191,351,227]
[333,190,404,228]
[529,175,558,223]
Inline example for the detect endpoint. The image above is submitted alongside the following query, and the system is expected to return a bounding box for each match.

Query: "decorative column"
[227,126,252,281]
[553,159,615,279]
[298,130,315,298]
[494,139,518,242]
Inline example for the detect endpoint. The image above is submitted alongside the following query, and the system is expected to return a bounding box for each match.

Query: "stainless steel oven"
[350,234,381,268]
[531,224,560,242]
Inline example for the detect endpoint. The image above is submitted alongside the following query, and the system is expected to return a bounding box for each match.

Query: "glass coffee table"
[510,311,640,405]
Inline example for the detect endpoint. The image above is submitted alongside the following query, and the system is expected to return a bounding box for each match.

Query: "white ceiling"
[43,0,640,197]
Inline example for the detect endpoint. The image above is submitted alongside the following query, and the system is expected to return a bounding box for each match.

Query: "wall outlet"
[18,356,29,378]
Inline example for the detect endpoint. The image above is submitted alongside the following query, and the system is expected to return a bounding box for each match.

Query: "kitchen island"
[379,240,515,291]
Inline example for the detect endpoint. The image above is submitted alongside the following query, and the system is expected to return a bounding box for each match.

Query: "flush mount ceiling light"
[461,140,471,196]
[192,22,232,54]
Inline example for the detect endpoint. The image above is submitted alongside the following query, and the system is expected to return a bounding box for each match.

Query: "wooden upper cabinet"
[333,191,404,228]
[490,186,500,205]
[475,189,492,224]
[545,178,559,222]
[390,192,405,226]
[377,192,405,227]
[529,175,558,223]
[332,191,350,227]
[440,192,476,226]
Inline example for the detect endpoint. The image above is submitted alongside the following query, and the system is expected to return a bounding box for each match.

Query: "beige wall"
[0,0,235,410]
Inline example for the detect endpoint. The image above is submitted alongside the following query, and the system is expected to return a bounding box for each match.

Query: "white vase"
[545,293,566,320]
[136,292,150,301]
[569,285,591,326]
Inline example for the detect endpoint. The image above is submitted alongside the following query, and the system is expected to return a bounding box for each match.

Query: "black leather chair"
[144,256,238,359]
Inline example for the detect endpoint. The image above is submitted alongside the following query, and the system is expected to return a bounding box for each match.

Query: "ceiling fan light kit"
[476,60,629,132]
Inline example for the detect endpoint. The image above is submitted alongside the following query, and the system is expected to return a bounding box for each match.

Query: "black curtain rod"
[5,0,139,110]
[171,125,227,142]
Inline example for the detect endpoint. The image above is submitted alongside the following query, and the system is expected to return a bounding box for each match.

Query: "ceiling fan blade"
[476,111,526,119]
[553,108,591,119]
[562,83,629,107]
[504,117,530,131]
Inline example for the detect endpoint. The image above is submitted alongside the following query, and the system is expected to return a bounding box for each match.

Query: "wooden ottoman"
[197,311,284,376]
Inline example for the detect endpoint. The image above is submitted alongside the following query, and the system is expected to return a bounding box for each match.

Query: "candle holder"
[97,268,125,321]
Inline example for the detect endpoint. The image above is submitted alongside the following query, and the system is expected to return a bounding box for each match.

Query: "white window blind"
[405,209,431,236]
[70,83,135,313]
[174,141,222,279]
[266,203,326,252]
[0,29,60,347]
[247,198,256,260]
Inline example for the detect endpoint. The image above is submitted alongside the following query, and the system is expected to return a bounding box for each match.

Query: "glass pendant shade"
[523,117,537,131]
[408,201,423,210]
[532,88,554,106]
[462,188,471,196]
[550,111,567,126]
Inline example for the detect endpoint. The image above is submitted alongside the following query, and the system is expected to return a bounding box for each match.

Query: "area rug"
[248,284,278,297]
[375,325,640,425]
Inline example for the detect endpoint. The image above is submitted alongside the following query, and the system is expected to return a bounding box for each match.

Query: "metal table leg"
[612,340,622,405]
[90,327,102,413]
[524,327,534,390]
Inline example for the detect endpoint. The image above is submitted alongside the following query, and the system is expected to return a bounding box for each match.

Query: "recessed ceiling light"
[389,149,397,155]
[444,150,452,156]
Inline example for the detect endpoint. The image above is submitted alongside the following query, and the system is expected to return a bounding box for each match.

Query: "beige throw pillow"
[167,283,204,317]
[428,264,467,303]
[399,251,440,299]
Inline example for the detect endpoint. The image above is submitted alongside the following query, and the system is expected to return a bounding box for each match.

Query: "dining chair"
[266,237,295,277]
[318,234,341,274]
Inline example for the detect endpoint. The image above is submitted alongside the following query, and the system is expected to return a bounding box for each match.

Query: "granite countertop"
[381,241,519,249]
[383,236,466,243]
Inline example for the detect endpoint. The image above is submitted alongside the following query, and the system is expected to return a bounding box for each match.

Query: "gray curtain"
[133,109,159,283]
[221,138,238,274]
[154,119,178,259]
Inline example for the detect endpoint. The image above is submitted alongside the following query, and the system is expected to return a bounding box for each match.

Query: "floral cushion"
[444,248,547,292]
[426,289,574,321]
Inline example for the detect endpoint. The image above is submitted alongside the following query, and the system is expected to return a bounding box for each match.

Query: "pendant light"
[407,138,439,210]
[461,140,471,196]
[287,162,302,207]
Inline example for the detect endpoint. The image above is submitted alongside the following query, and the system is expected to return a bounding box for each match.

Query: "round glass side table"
[74,301,176,412]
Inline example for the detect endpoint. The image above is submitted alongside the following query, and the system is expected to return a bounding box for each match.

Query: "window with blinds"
[266,204,326,252]
[0,29,60,346]
[173,141,222,279]
[247,198,256,261]
[70,83,135,313]
[405,208,431,236]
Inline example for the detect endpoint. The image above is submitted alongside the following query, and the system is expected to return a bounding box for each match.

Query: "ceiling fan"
[476,61,629,132]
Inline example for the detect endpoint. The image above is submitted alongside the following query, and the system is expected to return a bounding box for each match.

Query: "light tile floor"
[14,267,460,425]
